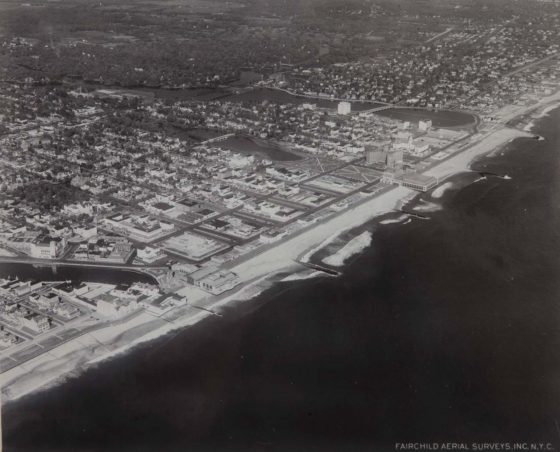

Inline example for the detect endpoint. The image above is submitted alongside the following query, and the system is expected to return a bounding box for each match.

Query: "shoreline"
[1,99,556,406]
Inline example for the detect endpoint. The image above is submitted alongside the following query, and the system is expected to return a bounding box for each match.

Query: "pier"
[189,305,223,317]
[399,209,429,220]
[296,260,342,277]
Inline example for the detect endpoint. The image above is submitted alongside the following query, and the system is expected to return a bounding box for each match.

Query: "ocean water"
[3,110,560,451]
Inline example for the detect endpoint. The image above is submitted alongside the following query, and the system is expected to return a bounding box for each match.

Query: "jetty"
[296,260,342,277]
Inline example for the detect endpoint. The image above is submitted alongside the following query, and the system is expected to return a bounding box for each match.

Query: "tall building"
[365,145,385,165]
[364,144,403,169]
[338,101,351,115]
[393,131,414,151]
[386,148,403,168]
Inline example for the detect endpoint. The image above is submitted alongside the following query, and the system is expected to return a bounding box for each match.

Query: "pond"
[217,135,303,162]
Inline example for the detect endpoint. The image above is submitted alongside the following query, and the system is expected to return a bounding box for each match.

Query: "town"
[1,0,560,382]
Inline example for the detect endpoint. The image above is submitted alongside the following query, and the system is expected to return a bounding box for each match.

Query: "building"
[53,284,98,312]
[14,280,42,296]
[187,267,241,295]
[137,246,165,263]
[96,293,139,318]
[365,144,403,169]
[4,232,66,259]
[365,145,385,165]
[21,313,50,333]
[74,224,98,240]
[74,283,91,296]
[171,262,199,276]
[33,292,60,310]
[141,293,187,316]
[30,237,65,259]
[259,229,287,244]
[393,131,414,151]
[384,172,438,192]
[102,213,171,242]
[419,120,433,132]
[72,236,134,264]
[0,279,17,294]
[411,140,431,157]
[0,331,18,348]
[62,202,94,216]
[386,148,404,168]
[56,303,80,320]
[337,101,351,115]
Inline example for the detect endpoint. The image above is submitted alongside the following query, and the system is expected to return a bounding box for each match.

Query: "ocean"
[2,109,560,451]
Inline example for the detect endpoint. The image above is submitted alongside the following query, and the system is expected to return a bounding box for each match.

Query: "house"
[141,293,187,316]
[33,291,60,310]
[55,302,81,320]
[21,313,50,333]
[96,293,139,318]
[260,229,287,244]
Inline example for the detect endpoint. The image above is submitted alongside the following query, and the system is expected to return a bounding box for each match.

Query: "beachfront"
[0,98,551,403]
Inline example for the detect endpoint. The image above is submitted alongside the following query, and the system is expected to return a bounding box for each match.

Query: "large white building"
[383,172,438,192]
[21,313,50,333]
[30,238,65,259]
[137,246,165,263]
[187,267,241,295]
[393,131,414,151]
[96,294,139,318]
[102,213,172,242]
[5,232,66,259]
[365,145,403,169]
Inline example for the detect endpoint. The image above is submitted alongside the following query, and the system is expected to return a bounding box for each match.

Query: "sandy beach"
[0,99,551,404]
[424,127,530,180]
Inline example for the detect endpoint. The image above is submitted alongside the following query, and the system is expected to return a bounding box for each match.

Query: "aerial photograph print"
[0,0,560,450]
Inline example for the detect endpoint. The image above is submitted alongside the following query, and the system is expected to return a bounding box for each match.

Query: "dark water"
[0,263,156,286]
[73,80,230,102]
[73,81,474,128]
[224,88,385,111]
[226,89,476,128]
[3,110,560,451]
[218,135,303,162]
[185,128,228,142]
[377,108,476,129]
